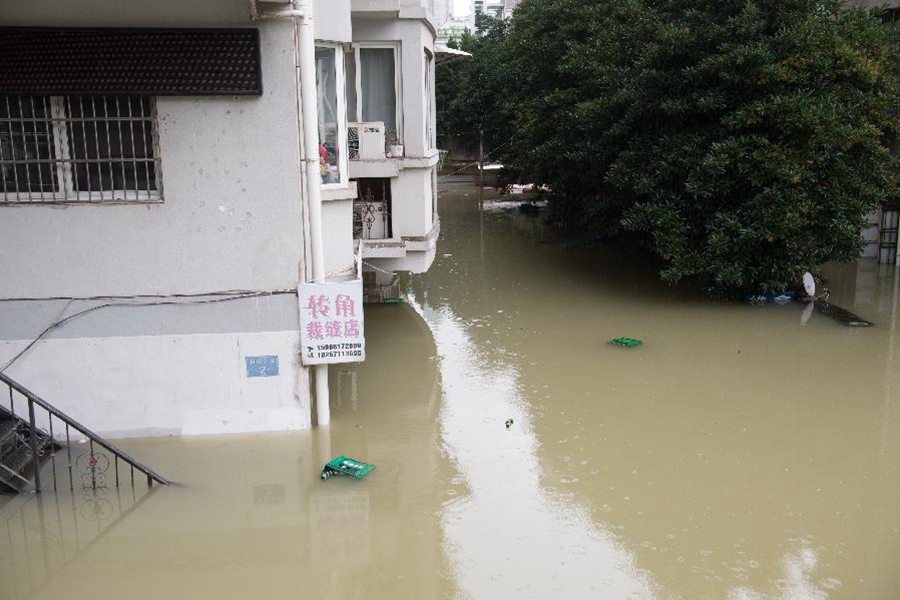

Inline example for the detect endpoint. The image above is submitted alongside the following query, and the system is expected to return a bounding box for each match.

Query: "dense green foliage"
[439,15,513,157]
[440,0,900,293]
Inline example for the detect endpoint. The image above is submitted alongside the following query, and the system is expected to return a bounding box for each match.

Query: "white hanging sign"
[298,280,365,365]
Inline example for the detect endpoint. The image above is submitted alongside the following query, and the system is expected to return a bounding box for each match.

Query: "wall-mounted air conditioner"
[348,122,385,161]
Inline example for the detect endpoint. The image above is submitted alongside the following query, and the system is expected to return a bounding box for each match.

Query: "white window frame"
[0,95,162,204]
[316,43,350,189]
[424,48,435,152]
[348,42,403,146]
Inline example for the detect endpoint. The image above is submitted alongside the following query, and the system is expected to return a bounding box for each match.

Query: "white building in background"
[0,0,447,437]
[465,0,519,34]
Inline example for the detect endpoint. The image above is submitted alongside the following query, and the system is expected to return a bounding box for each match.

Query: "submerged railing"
[0,371,168,493]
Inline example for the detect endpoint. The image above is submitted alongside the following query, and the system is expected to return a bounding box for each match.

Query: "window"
[425,49,435,150]
[879,202,899,264]
[315,45,347,186]
[0,95,160,203]
[345,44,402,147]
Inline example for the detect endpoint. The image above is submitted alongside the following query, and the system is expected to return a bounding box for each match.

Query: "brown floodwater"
[2,188,900,599]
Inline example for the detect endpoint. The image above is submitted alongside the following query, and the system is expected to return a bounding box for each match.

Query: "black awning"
[0,27,263,96]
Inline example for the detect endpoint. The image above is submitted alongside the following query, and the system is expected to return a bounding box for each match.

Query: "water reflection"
[412,190,900,599]
[1,483,157,599]
[413,298,655,598]
[1,189,899,599]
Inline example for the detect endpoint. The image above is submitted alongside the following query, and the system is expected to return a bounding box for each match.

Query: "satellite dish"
[803,272,816,297]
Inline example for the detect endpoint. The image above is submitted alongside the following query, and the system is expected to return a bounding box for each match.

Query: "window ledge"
[322,182,358,202]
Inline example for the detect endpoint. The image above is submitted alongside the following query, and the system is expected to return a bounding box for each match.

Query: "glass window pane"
[360,48,397,142]
[316,46,341,184]
[425,51,434,150]
[345,50,357,123]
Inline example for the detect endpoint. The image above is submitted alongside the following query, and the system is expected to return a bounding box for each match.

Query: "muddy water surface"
[2,188,899,599]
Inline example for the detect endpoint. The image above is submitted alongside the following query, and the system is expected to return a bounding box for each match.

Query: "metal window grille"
[0,95,161,203]
[879,202,899,264]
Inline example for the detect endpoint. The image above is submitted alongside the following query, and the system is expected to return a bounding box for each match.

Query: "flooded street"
[3,187,900,599]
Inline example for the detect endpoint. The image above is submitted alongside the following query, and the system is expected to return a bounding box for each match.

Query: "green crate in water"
[321,455,375,480]
[608,337,643,348]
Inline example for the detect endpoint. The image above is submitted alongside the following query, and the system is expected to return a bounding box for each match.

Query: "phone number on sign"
[316,350,363,358]
[316,343,362,351]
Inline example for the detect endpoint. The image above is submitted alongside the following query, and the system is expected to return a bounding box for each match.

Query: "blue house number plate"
[246,355,279,378]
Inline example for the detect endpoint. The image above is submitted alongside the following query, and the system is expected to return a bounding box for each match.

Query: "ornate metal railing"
[353,178,392,240]
[0,371,168,493]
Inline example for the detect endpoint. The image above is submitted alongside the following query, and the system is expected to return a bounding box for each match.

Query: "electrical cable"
[437,139,513,181]
[0,290,294,373]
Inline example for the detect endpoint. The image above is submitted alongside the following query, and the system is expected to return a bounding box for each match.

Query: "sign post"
[299,279,365,365]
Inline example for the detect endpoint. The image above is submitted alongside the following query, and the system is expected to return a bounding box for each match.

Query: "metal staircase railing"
[0,371,168,493]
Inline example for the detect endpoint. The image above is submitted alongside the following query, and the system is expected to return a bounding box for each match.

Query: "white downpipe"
[294,0,331,426]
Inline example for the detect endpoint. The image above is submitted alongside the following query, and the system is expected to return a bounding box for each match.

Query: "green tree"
[494,0,900,293]
[438,14,512,158]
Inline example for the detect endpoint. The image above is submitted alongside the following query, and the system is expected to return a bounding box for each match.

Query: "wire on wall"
[0,289,296,373]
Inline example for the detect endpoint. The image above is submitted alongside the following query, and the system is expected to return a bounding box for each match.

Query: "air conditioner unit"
[348,122,385,161]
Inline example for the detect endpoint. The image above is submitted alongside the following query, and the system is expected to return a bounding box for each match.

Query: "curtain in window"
[360,48,397,141]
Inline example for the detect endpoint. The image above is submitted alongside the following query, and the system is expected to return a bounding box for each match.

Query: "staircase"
[0,405,59,493]
[0,371,168,494]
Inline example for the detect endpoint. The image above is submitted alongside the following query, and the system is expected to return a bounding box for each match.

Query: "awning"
[435,43,471,67]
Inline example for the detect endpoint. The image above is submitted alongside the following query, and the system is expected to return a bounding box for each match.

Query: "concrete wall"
[315,0,353,43]
[847,0,900,8]
[322,198,357,276]
[391,168,434,237]
[0,4,304,297]
[0,0,315,437]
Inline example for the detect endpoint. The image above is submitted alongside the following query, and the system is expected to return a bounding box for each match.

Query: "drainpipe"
[294,0,331,426]
[253,0,330,426]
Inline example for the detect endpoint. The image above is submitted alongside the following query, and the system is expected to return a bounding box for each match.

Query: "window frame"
[424,48,435,151]
[348,42,404,146]
[315,42,350,189]
[0,94,163,205]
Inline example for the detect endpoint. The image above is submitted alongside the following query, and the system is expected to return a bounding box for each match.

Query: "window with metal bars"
[0,95,161,203]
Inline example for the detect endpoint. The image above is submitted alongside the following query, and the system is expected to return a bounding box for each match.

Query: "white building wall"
[322,197,357,276]
[315,0,353,43]
[0,5,304,297]
[350,15,438,275]
[1,330,310,438]
[0,0,316,437]
[391,169,434,237]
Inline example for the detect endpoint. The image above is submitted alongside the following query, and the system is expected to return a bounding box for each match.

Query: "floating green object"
[320,455,375,480]
[608,337,643,348]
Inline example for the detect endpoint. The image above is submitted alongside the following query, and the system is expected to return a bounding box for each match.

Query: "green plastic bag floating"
[321,455,376,480]
[608,337,642,348]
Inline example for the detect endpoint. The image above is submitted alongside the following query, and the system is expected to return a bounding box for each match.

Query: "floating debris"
[608,337,643,348]
[320,456,375,480]
[744,291,796,305]
[505,419,514,429]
